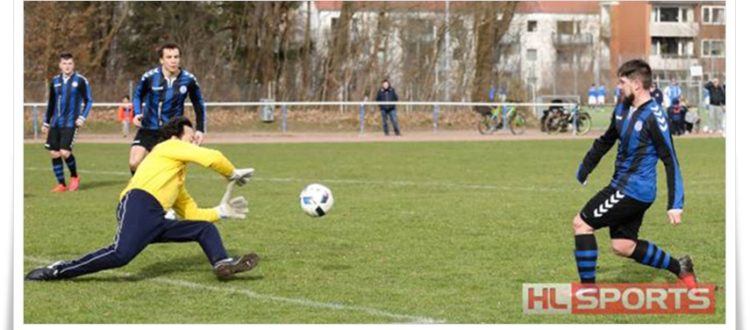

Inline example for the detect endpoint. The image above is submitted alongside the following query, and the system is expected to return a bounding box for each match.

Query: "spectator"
[664,77,682,108]
[375,79,401,136]
[704,77,726,134]
[117,95,134,137]
[587,84,596,106]
[649,83,664,108]
[668,97,687,136]
[597,84,607,105]
[614,85,622,104]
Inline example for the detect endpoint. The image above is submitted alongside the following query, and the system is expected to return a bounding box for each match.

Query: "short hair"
[158,43,181,58]
[158,116,193,142]
[617,59,652,90]
[59,52,74,61]
[122,95,130,100]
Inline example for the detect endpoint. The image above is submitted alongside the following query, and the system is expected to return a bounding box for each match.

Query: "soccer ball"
[299,184,334,217]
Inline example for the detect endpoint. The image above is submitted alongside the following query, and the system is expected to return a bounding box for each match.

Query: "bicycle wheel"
[478,116,495,135]
[574,112,592,135]
[545,116,562,135]
[510,113,527,135]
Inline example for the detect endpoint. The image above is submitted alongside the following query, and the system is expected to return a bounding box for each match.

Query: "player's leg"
[59,128,80,191]
[129,146,148,175]
[156,220,259,280]
[25,189,166,280]
[572,187,619,283]
[45,128,67,192]
[380,109,389,135]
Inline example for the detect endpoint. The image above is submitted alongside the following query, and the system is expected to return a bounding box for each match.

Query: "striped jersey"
[580,99,684,210]
[133,67,207,132]
[44,72,93,128]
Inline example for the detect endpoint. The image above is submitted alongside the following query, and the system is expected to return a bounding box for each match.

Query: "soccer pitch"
[23,138,725,323]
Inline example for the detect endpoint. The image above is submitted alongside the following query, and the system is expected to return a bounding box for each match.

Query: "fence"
[23,101,577,139]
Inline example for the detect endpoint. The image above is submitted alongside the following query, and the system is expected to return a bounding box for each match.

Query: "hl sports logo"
[522,283,715,314]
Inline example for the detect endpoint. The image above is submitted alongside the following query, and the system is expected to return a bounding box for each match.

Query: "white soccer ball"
[299,184,334,217]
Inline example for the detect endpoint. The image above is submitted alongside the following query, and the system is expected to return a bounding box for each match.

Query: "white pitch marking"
[24,256,443,323]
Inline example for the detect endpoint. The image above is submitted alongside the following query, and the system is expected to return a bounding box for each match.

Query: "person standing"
[117,95,134,137]
[130,43,207,175]
[704,77,726,134]
[376,79,401,136]
[649,83,664,108]
[587,84,597,107]
[597,84,607,106]
[664,77,682,109]
[43,52,93,192]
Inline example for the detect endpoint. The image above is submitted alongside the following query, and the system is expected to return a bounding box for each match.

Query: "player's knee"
[573,214,593,234]
[49,150,60,158]
[60,150,71,158]
[111,250,137,267]
[611,240,636,257]
[128,156,142,170]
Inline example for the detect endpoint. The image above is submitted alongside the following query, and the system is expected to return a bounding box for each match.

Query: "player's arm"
[188,78,207,134]
[133,74,150,126]
[648,114,685,212]
[173,185,220,222]
[160,141,236,178]
[577,110,618,184]
[44,80,55,131]
[76,77,93,126]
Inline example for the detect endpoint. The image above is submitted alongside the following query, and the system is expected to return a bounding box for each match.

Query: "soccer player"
[129,43,207,175]
[25,117,258,281]
[43,52,93,192]
[573,59,697,288]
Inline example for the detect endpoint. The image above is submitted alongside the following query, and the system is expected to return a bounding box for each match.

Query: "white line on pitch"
[25,167,724,194]
[24,256,443,324]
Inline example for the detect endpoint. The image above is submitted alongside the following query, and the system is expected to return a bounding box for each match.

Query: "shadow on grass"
[79,180,125,191]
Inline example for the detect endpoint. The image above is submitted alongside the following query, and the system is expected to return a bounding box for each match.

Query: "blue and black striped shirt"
[133,67,206,132]
[581,99,685,210]
[44,72,93,128]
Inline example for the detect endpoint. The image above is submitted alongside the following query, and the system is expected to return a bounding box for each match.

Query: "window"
[557,21,576,35]
[652,6,693,23]
[702,39,725,57]
[526,49,537,61]
[651,37,694,57]
[527,20,537,32]
[702,6,725,25]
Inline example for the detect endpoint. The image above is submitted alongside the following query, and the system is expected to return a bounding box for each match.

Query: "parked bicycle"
[543,103,592,135]
[476,104,527,135]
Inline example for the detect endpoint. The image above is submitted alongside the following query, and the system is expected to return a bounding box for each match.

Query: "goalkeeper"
[26,117,257,281]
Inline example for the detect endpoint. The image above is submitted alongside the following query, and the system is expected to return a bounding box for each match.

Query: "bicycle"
[477,104,527,135]
[543,103,592,135]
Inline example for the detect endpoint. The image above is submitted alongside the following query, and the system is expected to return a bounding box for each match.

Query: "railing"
[23,101,577,138]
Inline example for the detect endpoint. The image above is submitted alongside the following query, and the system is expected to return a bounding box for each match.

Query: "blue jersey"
[597,86,606,97]
[579,99,684,210]
[666,84,682,103]
[44,72,93,128]
[588,87,596,97]
[133,67,206,132]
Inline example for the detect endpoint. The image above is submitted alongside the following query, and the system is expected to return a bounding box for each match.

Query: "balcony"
[648,54,699,71]
[650,22,699,37]
[498,33,521,45]
[552,33,594,47]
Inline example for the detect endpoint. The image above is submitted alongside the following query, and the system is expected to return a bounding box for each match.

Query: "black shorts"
[579,186,652,240]
[45,127,77,151]
[132,129,160,152]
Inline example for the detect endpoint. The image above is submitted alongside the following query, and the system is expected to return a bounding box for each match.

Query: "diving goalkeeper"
[26,116,257,281]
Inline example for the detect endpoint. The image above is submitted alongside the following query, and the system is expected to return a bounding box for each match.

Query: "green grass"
[23,138,726,323]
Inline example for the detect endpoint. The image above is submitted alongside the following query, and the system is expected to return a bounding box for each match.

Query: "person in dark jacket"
[704,78,726,134]
[375,79,401,136]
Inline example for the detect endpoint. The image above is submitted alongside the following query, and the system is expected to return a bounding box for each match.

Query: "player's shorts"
[45,127,77,151]
[132,129,160,152]
[588,96,597,105]
[579,186,652,240]
[597,96,605,105]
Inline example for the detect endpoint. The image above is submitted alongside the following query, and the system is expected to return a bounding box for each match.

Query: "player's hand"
[576,163,589,186]
[667,209,682,225]
[193,131,205,145]
[230,168,255,186]
[41,125,49,135]
[215,181,249,219]
[133,115,143,128]
[75,117,85,128]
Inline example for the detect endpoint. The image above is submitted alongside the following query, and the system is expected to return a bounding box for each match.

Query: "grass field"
[23,137,726,323]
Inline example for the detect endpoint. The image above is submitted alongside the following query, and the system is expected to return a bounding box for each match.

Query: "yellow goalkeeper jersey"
[120,138,236,222]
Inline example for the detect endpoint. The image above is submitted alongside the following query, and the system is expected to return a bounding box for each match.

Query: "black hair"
[158,116,193,143]
[617,59,652,90]
[158,43,181,59]
[59,52,74,60]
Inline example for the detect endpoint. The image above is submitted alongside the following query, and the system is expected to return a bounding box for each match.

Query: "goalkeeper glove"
[230,168,255,186]
[215,196,249,220]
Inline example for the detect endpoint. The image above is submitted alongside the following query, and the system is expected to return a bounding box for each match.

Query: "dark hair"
[59,52,74,60]
[617,59,652,90]
[158,116,193,143]
[122,95,130,100]
[158,43,181,58]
